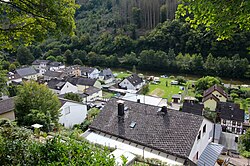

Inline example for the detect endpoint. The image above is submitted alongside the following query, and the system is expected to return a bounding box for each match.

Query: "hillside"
[1,0,250,78]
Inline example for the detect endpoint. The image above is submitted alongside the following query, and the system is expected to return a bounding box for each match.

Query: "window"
[197,131,201,140]
[232,121,236,126]
[235,136,238,143]
[232,127,236,133]
[196,152,199,160]
[203,124,206,133]
[237,122,241,126]
[237,128,241,133]
[223,120,226,124]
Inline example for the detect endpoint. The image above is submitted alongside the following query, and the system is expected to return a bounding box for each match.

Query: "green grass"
[102,92,115,99]
[113,71,131,79]
[146,78,185,100]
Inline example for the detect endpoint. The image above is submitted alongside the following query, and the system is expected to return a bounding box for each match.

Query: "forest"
[1,0,250,78]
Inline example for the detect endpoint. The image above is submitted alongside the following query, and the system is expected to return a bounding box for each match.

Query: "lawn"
[146,78,185,100]
[113,71,131,79]
[102,91,115,99]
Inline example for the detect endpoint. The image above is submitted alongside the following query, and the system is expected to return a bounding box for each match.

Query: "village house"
[44,70,66,81]
[48,62,65,71]
[80,66,99,79]
[216,102,245,135]
[61,65,81,77]
[172,94,182,103]
[7,72,22,85]
[84,98,216,165]
[0,97,15,120]
[58,98,87,128]
[15,67,39,81]
[47,79,78,95]
[119,74,144,90]
[67,77,101,92]
[203,84,228,111]
[182,101,204,116]
[81,86,102,103]
[32,60,51,76]
[121,93,167,107]
[99,68,115,84]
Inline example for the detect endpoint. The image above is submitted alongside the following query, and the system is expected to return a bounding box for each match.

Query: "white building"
[47,79,78,95]
[80,66,99,79]
[32,60,51,76]
[48,62,65,71]
[59,99,87,128]
[15,67,39,81]
[119,74,144,90]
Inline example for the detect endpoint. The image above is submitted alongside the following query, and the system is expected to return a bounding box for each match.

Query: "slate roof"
[0,98,15,114]
[32,60,50,65]
[67,77,97,86]
[8,72,22,80]
[44,70,64,78]
[47,79,66,90]
[90,98,204,159]
[49,62,63,67]
[182,102,204,116]
[216,102,244,122]
[125,74,143,86]
[202,94,220,102]
[99,68,114,80]
[16,67,37,77]
[203,84,228,99]
[80,66,96,74]
[84,86,101,95]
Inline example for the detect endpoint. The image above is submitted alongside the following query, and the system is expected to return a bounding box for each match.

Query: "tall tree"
[0,0,78,49]
[16,45,34,65]
[15,81,60,131]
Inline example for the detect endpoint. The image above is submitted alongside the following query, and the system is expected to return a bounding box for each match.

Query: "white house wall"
[188,118,214,164]
[119,79,136,90]
[59,102,87,128]
[86,90,102,102]
[89,69,100,79]
[60,82,78,95]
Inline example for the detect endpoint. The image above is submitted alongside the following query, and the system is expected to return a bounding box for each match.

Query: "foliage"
[0,60,7,95]
[46,56,56,62]
[176,76,186,85]
[239,129,250,158]
[15,81,60,131]
[177,0,250,39]
[141,84,149,95]
[8,63,16,71]
[195,76,221,92]
[0,0,78,49]
[77,108,100,131]
[16,45,34,65]
[0,119,115,165]
[64,92,82,102]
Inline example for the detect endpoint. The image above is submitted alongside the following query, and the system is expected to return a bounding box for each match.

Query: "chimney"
[161,106,167,113]
[137,99,140,103]
[117,100,125,116]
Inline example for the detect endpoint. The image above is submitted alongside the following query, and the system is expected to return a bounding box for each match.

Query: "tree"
[177,0,250,39]
[16,45,34,65]
[239,129,250,159]
[64,92,82,102]
[0,0,78,49]
[64,49,73,65]
[15,81,60,131]
[8,63,16,72]
[141,84,149,95]
[73,58,83,65]
[0,119,115,165]
[0,61,7,95]
[195,76,221,92]
[46,56,56,62]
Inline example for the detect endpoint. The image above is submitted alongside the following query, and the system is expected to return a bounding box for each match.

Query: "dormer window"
[197,131,201,140]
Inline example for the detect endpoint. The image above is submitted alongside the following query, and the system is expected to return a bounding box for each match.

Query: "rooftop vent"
[129,121,136,128]
[117,100,125,116]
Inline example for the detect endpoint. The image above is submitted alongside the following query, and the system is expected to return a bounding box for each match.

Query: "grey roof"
[32,60,50,65]
[125,74,143,86]
[84,86,101,95]
[203,84,228,99]
[182,102,204,116]
[0,98,15,114]
[47,79,66,90]
[80,66,96,74]
[197,143,224,166]
[99,68,114,80]
[16,67,37,77]
[90,98,204,159]
[67,77,97,86]
[49,62,63,67]
[44,70,64,78]
[216,102,245,122]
